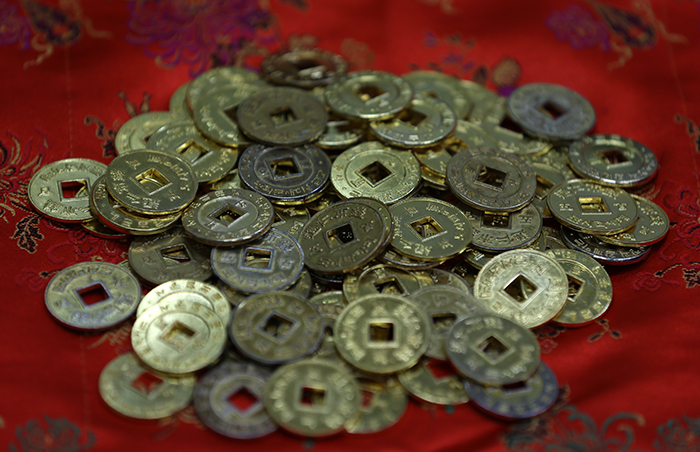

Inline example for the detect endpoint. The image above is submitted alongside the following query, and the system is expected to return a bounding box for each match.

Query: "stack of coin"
[32,45,672,437]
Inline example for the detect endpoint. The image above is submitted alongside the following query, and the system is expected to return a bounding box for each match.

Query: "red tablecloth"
[2,1,700,451]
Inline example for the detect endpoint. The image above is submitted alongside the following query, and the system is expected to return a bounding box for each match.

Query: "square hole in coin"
[566,274,585,303]
[431,312,457,333]
[258,312,296,342]
[476,165,507,190]
[369,322,395,343]
[425,359,455,381]
[241,248,273,271]
[209,204,246,227]
[537,101,567,120]
[59,179,88,200]
[599,148,630,166]
[135,167,171,195]
[373,276,405,296]
[227,386,260,415]
[577,197,609,214]
[130,371,164,397]
[500,380,531,396]
[75,282,111,308]
[300,385,326,407]
[177,140,208,164]
[326,222,356,249]
[502,273,539,305]
[267,156,302,179]
[410,216,445,240]
[355,84,386,102]
[159,321,196,351]
[478,335,510,363]
[159,244,191,267]
[397,108,427,127]
[482,211,511,229]
[269,106,298,126]
[359,160,393,186]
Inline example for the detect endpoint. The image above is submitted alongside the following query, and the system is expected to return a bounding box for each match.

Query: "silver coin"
[561,226,652,265]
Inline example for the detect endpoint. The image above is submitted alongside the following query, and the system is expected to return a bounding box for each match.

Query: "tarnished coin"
[272,205,311,239]
[463,362,559,420]
[104,150,198,215]
[507,82,596,141]
[136,279,231,325]
[182,189,274,246]
[463,202,542,252]
[193,361,277,439]
[29,158,106,222]
[237,87,328,146]
[264,359,361,437]
[547,179,639,235]
[568,134,658,187]
[369,95,457,148]
[331,141,422,204]
[561,226,652,265]
[389,197,472,261]
[262,48,348,89]
[230,291,323,364]
[334,294,430,374]
[545,248,612,327]
[397,358,469,406]
[347,376,408,434]
[211,228,304,293]
[403,70,473,119]
[148,121,238,184]
[169,82,191,118]
[445,314,540,385]
[186,66,262,110]
[238,143,331,205]
[474,249,569,329]
[45,261,141,331]
[115,112,175,155]
[99,353,195,420]
[131,299,226,374]
[530,162,567,219]
[316,114,366,150]
[192,83,261,147]
[343,264,424,302]
[597,194,669,246]
[325,70,414,120]
[298,199,387,274]
[128,226,213,285]
[446,146,537,212]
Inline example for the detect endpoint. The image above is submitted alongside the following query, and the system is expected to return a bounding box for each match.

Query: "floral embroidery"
[15,267,56,293]
[416,0,456,14]
[340,38,375,70]
[88,321,133,355]
[655,415,700,451]
[676,115,700,154]
[588,318,622,342]
[9,415,95,452]
[0,0,32,50]
[547,4,612,51]
[535,323,567,354]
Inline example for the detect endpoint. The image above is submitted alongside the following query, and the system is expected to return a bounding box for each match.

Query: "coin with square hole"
[343,264,425,303]
[230,292,323,364]
[45,261,141,330]
[262,48,349,89]
[192,83,262,147]
[99,352,195,419]
[331,141,422,204]
[28,158,107,223]
[128,226,213,285]
[463,202,542,252]
[114,111,176,155]
[334,294,430,374]
[104,150,198,215]
[211,228,304,293]
[547,179,638,235]
[132,299,226,374]
[316,113,366,150]
[264,359,361,437]
[148,121,238,184]
[507,82,596,141]
[446,146,537,212]
[397,357,470,406]
[194,361,277,439]
[389,197,472,261]
[445,314,540,385]
[404,70,474,119]
[561,226,652,265]
[186,66,263,111]
[182,189,274,246]
[597,194,669,247]
[136,279,231,325]
[325,70,413,120]
[568,134,659,188]
[474,249,568,328]
[237,87,328,146]
[346,376,408,434]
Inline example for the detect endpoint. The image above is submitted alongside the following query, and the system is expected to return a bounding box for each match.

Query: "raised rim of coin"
[115,111,175,155]
[186,66,261,110]
[560,225,652,265]
[136,279,231,325]
[325,70,414,120]
[597,194,669,247]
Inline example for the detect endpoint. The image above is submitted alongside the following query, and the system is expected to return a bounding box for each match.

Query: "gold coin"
[463,202,542,252]
[404,70,473,118]
[192,84,261,147]
[81,217,128,239]
[460,80,501,122]
[530,162,567,219]
[136,279,231,325]
[325,70,413,120]
[114,111,175,155]
[169,82,191,118]
[186,66,262,110]
[597,194,669,246]
[316,114,366,150]
[204,168,241,191]
[272,205,311,239]
[377,247,444,270]
[343,264,425,302]
[346,376,408,434]
[397,358,469,406]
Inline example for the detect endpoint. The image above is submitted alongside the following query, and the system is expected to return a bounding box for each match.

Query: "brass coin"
[597,194,669,246]
[211,228,304,294]
[104,150,198,215]
[148,121,238,184]
[403,70,473,118]
[136,279,231,325]
[352,197,394,251]
[346,376,408,434]
[186,66,262,110]
[420,167,448,191]
[204,168,241,191]
[169,82,191,118]
[369,95,457,148]
[397,358,469,406]
[238,143,331,205]
[463,202,542,252]
[128,226,213,285]
[561,226,651,265]
[308,293,346,360]
[334,294,430,374]
[131,298,226,374]
[316,114,366,150]
[377,247,444,270]
[542,226,568,250]
[114,111,175,155]
[418,268,473,293]
[90,177,181,236]
[261,48,349,89]
[530,162,567,219]
[182,189,274,246]
[325,70,414,120]
[524,143,577,180]
[445,314,540,385]
[389,197,472,261]
[343,264,424,302]
[331,141,421,204]
[461,80,501,122]
[463,247,496,270]
[81,217,128,239]
[237,87,328,146]
[446,146,537,212]
[217,267,312,307]
[192,83,261,147]
[28,158,106,223]
[568,134,658,187]
[474,249,568,329]
[99,353,195,420]
[45,261,141,331]
[298,199,387,274]
[547,179,639,235]
[230,291,323,364]
[272,205,311,239]
[545,248,613,327]
[263,359,361,437]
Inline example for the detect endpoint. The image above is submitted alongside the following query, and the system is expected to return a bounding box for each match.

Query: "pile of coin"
[32,46,671,437]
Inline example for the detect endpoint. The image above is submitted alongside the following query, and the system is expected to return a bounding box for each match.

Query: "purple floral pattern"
[9,415,95,452]
[546,4,611,51]
[0,0,32,49]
